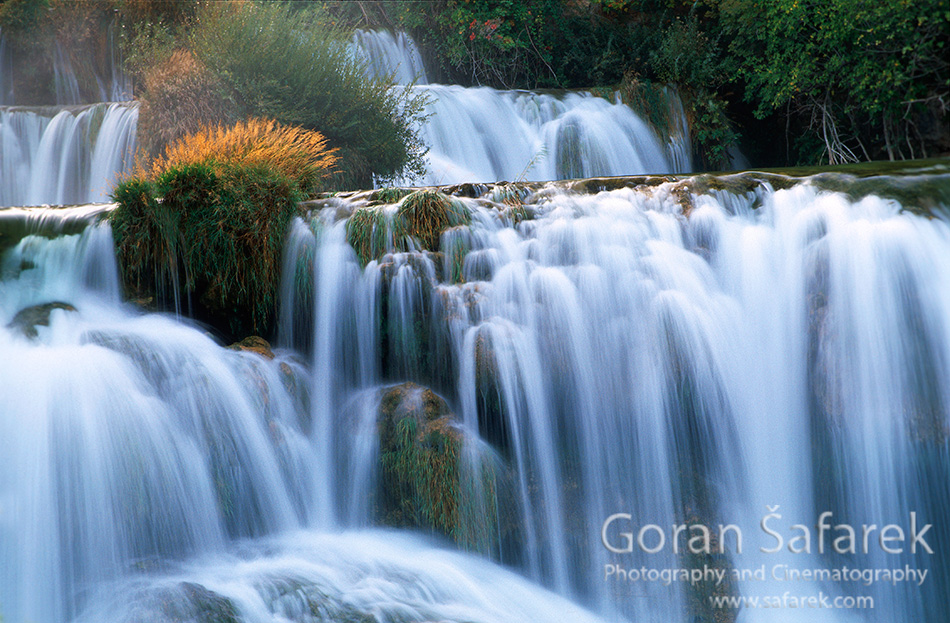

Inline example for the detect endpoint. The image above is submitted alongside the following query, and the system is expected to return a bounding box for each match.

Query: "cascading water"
[0,208,611,623]
[0,102,138,207]
[1,23,947,623]
[354,28,429,85]
[282,172,949,623]
[2,173,948,622]
[351,30,693,185]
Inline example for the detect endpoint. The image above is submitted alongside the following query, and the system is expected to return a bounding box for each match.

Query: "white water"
[0,214,612,623]
[0,26,946,623]
[0,102,138,207]
[0,30,686,209]
[351,30,692,185]
[354,28,429,85]
[284,179,949,622]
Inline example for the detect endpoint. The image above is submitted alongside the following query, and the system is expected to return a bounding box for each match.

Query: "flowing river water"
[0,29,946,623]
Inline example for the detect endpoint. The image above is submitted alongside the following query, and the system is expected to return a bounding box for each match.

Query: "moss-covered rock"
[376,382,458,532]
[6,301,77,338]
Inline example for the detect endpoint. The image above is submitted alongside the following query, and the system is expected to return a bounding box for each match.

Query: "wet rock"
[152,582,241,623]
[7,301,77,338]
[257,577,377,622]
[226,335,275,360]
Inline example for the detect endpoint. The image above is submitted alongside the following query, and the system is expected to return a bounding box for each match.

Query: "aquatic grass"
[109,177,179,303]
[346,190,473,267]
[377,384,498,550]
[393,189,471,252]
[371,187,414,205]
[151,118,338,196]
[444,231,471,284]
[346,207,388,268]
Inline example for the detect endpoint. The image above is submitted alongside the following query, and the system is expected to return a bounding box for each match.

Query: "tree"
[717,0,949,163]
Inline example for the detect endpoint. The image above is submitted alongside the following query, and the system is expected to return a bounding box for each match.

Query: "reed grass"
[112,118,337,338]
[393,189,471,252]
[150,118,338,195]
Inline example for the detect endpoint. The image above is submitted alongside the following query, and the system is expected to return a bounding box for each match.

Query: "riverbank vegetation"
[110,118,338,339]
[1,0,946,171]
[0,0,427,188]
[333,0,948,168]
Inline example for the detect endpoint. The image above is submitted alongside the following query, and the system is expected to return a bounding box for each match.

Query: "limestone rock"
[226,336,275,360]
[7,301,77,338]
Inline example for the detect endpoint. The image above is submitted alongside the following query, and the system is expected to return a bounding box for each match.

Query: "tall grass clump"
[111,118,337,339]
[346,207,388,268]
[345,189,471,266]
[394,189,470,252]
[186,1,427,189]
[152,118,338,196]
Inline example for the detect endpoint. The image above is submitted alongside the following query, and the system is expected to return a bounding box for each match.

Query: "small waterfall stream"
[353,29,692,185]
[0,102,138,207]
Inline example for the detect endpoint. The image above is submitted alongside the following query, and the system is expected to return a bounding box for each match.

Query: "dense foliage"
[111,119,338,339]
[184,1,427,188]
[1,0,946,169]
[334,0,948,166]
[716,0,949,163]
[0,0,426,188]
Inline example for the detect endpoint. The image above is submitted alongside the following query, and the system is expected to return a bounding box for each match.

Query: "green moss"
[619,77,674,140]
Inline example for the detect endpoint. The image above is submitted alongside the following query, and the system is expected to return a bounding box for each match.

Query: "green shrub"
[111,119,336,338]
[187,1,427,189]
[112,162,301,338]
[0,0,50,36]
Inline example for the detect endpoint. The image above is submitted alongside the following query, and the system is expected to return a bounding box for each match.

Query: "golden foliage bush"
[150,118,338,195]
[112,118,337,339]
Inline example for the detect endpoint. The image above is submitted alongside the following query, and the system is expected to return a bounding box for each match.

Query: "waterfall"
[0,211,611,623]
[282,174,949,622]
[354,28,429,85]
[0,102,138,207]
[0,24,946,623]
[1,172,947,622]
[351,30,693,184]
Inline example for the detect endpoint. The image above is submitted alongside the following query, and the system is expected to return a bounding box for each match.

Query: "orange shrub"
[149,118,338,195]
